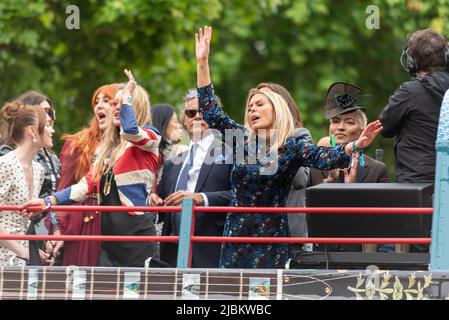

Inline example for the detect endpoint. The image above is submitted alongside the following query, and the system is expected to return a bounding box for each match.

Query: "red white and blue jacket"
[54,104,161,215]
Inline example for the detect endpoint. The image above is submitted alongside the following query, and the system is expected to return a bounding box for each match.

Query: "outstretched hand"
[355,120,383,149]
[195,26,212,62]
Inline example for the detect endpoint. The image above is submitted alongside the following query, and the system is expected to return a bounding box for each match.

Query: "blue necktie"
[174,144,197,233]
[176,144,197,191]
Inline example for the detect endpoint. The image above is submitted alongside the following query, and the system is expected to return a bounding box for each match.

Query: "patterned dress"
[198,84,351,268]
[0,146,60,265]
[0,153,44,266]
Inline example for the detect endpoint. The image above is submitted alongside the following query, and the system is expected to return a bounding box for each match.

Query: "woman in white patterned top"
[0,100,54,266]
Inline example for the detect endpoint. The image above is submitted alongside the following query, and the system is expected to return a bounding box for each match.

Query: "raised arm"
[119,69,160,152]
[285,133,351,170]
[196,26,212,88]
[195,26,244,134]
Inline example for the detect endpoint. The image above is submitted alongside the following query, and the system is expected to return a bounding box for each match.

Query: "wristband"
[351,141,363,153]
[350,142,366,167]
[124,95,133,105]
[44,196,60,231]
[43,196,52,212]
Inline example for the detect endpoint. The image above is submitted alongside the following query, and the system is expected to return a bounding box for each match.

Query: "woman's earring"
[33,135,37,143]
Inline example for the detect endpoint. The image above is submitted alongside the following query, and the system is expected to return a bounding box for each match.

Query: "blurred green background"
[1,0,448,181]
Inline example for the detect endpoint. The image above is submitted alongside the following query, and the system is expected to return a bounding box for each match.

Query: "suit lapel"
[166,152,188,236]
[356,162,369,183]
[169,151,188,194]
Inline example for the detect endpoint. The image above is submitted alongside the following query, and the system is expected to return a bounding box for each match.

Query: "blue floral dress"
[198,84,351,268]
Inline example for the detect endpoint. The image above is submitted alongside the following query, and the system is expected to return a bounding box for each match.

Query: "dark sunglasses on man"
[184,109,202,119]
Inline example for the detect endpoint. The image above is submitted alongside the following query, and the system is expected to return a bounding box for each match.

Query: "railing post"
[430,89,449,270]
[176,197,195,268]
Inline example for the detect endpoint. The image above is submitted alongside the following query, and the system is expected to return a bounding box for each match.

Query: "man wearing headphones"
[379,28,449,184]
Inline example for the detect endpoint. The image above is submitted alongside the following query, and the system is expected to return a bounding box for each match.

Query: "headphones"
[401,43,449,76]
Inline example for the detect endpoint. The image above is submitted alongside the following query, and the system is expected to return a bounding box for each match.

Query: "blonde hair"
[352,109,368,129]
[256,82,302,128]
[93,85,152,181]
[333,109,367,130]
[244,88,295,153]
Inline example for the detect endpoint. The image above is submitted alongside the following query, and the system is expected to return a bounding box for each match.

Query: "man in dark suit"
[151,89,232,268]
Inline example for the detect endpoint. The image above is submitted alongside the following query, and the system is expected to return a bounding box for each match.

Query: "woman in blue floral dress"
[195,26,383,268]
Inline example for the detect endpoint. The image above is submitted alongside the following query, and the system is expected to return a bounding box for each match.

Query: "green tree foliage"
[1,0,449,180]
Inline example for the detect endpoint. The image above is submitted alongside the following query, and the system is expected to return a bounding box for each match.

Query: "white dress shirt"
[175,133,215,206]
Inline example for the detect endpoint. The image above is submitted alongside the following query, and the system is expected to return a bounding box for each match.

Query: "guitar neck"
[0,266,280,300]
[1,266,442,300]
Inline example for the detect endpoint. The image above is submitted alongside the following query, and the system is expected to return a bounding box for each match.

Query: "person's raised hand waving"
[195,26,212,62]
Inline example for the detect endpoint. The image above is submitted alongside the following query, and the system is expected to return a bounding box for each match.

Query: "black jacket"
[158,142,232,268]
[310,155,389,185]
[379,71,449,183]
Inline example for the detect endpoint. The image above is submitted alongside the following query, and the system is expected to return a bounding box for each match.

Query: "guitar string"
[1,278,282,287]
[0,288,279,294]
[0,290,278,298]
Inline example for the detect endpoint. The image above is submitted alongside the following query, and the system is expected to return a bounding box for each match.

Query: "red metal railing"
[0,204,433,267]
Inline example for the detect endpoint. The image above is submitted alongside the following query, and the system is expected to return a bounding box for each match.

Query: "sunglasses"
[184,109,202,119]
[46,108,56,121]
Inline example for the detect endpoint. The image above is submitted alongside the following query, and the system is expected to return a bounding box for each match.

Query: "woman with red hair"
[46,83,120,266]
